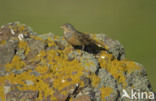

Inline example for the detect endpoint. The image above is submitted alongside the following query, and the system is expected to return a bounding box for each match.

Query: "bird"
[60,23,108,53]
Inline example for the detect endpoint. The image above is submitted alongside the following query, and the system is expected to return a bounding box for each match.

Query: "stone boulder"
[0,22,155,101]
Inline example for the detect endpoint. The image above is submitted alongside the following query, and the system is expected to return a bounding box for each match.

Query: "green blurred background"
[0,0,155,91]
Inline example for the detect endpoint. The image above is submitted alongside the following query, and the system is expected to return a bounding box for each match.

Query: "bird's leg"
[82,45,85,51]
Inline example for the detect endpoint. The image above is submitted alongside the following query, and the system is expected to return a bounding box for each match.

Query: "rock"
[54,84,78,101]
[0,41,17,66]
[93,34,125,60]
[98,68,116,88]
[0,22,155,101]
[6,90,38,101]
[26,38,47,57]
[72,95,91,101]
[97,69,119,101]
[0,22,32,41]
[37,32,55,40]
[68,51,99,73]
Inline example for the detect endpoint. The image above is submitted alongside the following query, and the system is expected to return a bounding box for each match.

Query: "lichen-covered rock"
[0,22,155,101]
[92,34,125,60]
[0,41,17,66]
[72,95,91,101]
[6,90,38,101]
[68,51,99,73]
[0,22,32,41]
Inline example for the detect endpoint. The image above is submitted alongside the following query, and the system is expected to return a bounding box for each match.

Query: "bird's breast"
[64,31,83,46]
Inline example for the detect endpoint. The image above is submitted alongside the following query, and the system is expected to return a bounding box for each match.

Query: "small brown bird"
[61,23,92,49]
[61,23,108,53]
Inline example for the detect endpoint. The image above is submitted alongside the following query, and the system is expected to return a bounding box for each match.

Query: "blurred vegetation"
[0,0,156,91]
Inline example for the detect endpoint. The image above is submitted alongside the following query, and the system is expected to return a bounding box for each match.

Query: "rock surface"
[0,22,155,101]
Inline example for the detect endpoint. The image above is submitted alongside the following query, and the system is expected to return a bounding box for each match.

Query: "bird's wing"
[79,32,109,50]
[77,32,93,45]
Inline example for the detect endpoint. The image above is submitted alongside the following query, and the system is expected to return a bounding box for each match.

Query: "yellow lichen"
[35,65,49,74]
[18,41,30,55]
[63,45,73,54]
[88,73,100,87]
[18,25,25,32]
[100,87,113,101]
[5,55,26,71]
[0,33,141,101]
[98,51,140,88]
[1,43,87,100]
[46,37,56,47]
[0,40,6,45]
[8,23,28,34]
[32,48,86,99]
[30,35,44,41]
[0,84,5,101]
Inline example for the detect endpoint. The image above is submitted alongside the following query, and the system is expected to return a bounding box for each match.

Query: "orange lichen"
[5,55,26,71]
[98,51,140,87]
[100,87,113,101]
[18,41,30,55]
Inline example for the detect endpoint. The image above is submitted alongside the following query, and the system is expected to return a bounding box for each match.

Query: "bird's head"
[60,23,76,32]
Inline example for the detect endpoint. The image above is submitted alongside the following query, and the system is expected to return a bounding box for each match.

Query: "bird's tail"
[94,39,109,50]
[87,34,109,50]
